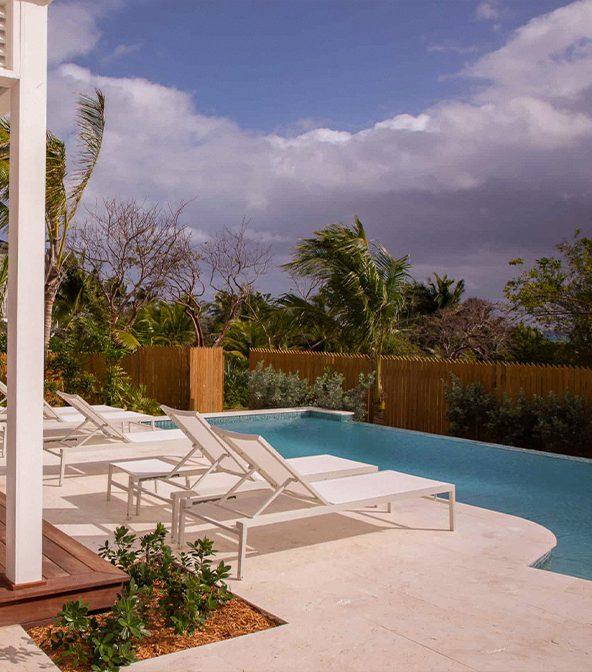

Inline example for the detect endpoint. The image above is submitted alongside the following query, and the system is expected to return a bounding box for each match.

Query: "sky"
[47,0,592,299]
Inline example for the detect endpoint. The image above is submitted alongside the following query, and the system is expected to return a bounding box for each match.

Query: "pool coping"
[149,407,355,424]
[155,407,591,464]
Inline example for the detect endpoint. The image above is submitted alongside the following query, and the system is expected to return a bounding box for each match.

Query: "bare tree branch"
[201,221,272,346]
[74,199,191,337]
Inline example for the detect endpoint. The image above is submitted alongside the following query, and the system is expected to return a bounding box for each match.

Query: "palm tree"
[134,302,196,346]
[0,89,106,352]
[284,218,410,418]
[407,273,465,316]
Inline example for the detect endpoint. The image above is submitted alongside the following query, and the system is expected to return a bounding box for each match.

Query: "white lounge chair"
[0,379,143,424]
[44,392,183,485]
[0,379,72,423]
[107,405,378,523]
[175,426,455,579]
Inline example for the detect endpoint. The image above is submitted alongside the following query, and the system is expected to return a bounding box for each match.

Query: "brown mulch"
[28,594,279,671]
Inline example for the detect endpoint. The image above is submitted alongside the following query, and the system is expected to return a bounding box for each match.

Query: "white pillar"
[5,0,48,587]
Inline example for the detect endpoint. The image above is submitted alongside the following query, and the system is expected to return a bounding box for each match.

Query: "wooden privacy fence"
[85,346,224,412]
[250,349,592,435]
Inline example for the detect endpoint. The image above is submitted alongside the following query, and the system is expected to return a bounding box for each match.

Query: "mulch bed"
[28,593,279,671]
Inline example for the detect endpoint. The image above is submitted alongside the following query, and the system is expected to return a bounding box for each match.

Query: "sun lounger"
[107,405,378,523]
[175,426,455,579]
[44,392,183,485]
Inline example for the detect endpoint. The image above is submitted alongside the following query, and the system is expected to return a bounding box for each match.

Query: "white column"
[5,0,48,587]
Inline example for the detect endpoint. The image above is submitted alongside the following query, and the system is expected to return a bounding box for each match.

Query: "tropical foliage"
[283,218,410,414]
[248,362,374,420]
[0,89,106,350]
[444,375,592,456]
[40,525,231,672]
[505,230,592,364]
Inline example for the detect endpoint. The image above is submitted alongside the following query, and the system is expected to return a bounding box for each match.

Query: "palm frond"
[46,132,68,233]
[67,88,105,220]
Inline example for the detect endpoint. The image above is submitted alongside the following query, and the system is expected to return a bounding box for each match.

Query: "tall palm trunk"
[44,278,60,354]
[371,351,385,424]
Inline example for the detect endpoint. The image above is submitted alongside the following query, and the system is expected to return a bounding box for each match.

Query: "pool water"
[191,412,592,581]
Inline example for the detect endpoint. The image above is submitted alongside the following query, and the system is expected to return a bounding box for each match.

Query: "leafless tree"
[202,221,272,346]
[75,199,190,340]
[415,298,512,360]
[167,244,207,346]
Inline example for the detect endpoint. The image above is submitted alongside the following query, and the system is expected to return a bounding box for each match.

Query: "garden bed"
[25,524,281,671]
[28,590,279,671]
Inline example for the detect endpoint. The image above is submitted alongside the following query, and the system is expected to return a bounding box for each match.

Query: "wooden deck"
[0,492,128,627]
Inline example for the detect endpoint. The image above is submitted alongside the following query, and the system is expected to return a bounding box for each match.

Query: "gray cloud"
[47,0,592,300]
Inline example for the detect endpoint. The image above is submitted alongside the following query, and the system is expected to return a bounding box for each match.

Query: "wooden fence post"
[189,347,224,412]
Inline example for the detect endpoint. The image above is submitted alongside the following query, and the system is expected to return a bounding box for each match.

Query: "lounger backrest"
[57,391,128,441]
[212,426,327,503]
[160,405,247,474]
[1,379,64,421]
[43,400,64,421]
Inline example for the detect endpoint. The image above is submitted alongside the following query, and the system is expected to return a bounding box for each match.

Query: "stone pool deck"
[0,438,590,671]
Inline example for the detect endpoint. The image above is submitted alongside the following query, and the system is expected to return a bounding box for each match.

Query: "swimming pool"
[156,411,592,581]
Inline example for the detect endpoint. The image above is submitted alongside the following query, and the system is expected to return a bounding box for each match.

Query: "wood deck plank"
[0,490,128,626]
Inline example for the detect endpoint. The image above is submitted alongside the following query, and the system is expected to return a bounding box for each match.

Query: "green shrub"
[443,375,496,440]
[485,391,537,448]
[248,362,310,409]
[46,580,149,672]
[43,525,231,672]
[103,365,160,415]
[445,376,592,456]
[247,363,374,420]
[531,391,592,456]
[309,369,374,420]
[224,360,250,409]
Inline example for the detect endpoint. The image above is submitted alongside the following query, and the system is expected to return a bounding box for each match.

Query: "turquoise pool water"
[155,412,592,580]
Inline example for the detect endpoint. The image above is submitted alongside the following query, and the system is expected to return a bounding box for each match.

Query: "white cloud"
[101,42,143,64]
[46,0,592,299]
[427,42,480,55]
[48,0,122,66]
[468,0,592,103]
[476,1,503,22]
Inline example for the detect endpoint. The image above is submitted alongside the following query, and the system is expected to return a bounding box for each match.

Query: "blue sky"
[48,0,592,298]
[77,0,566,133]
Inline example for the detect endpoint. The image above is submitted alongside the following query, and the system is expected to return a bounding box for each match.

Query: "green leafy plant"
[248,362,374,420]
[248,362,310,409]
[44,580,148,672]
[103,364,160,415]
[45,526,232,671]
[309,369,374,420]
[445,375,592,456]
[485,391,537,448]
[443,375,496,441]
[224,359,250,408]
[531,391,592,455]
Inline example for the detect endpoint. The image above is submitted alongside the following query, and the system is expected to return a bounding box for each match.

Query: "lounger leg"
[170,497,177,543]
[59,449,66,487]
[107,464,113,501]
[178,499,186,548]
[135,481,143,516]
[449,490,455,531]
[236,522,247,581]
[127,476,134,520]
[387,502,394,514]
